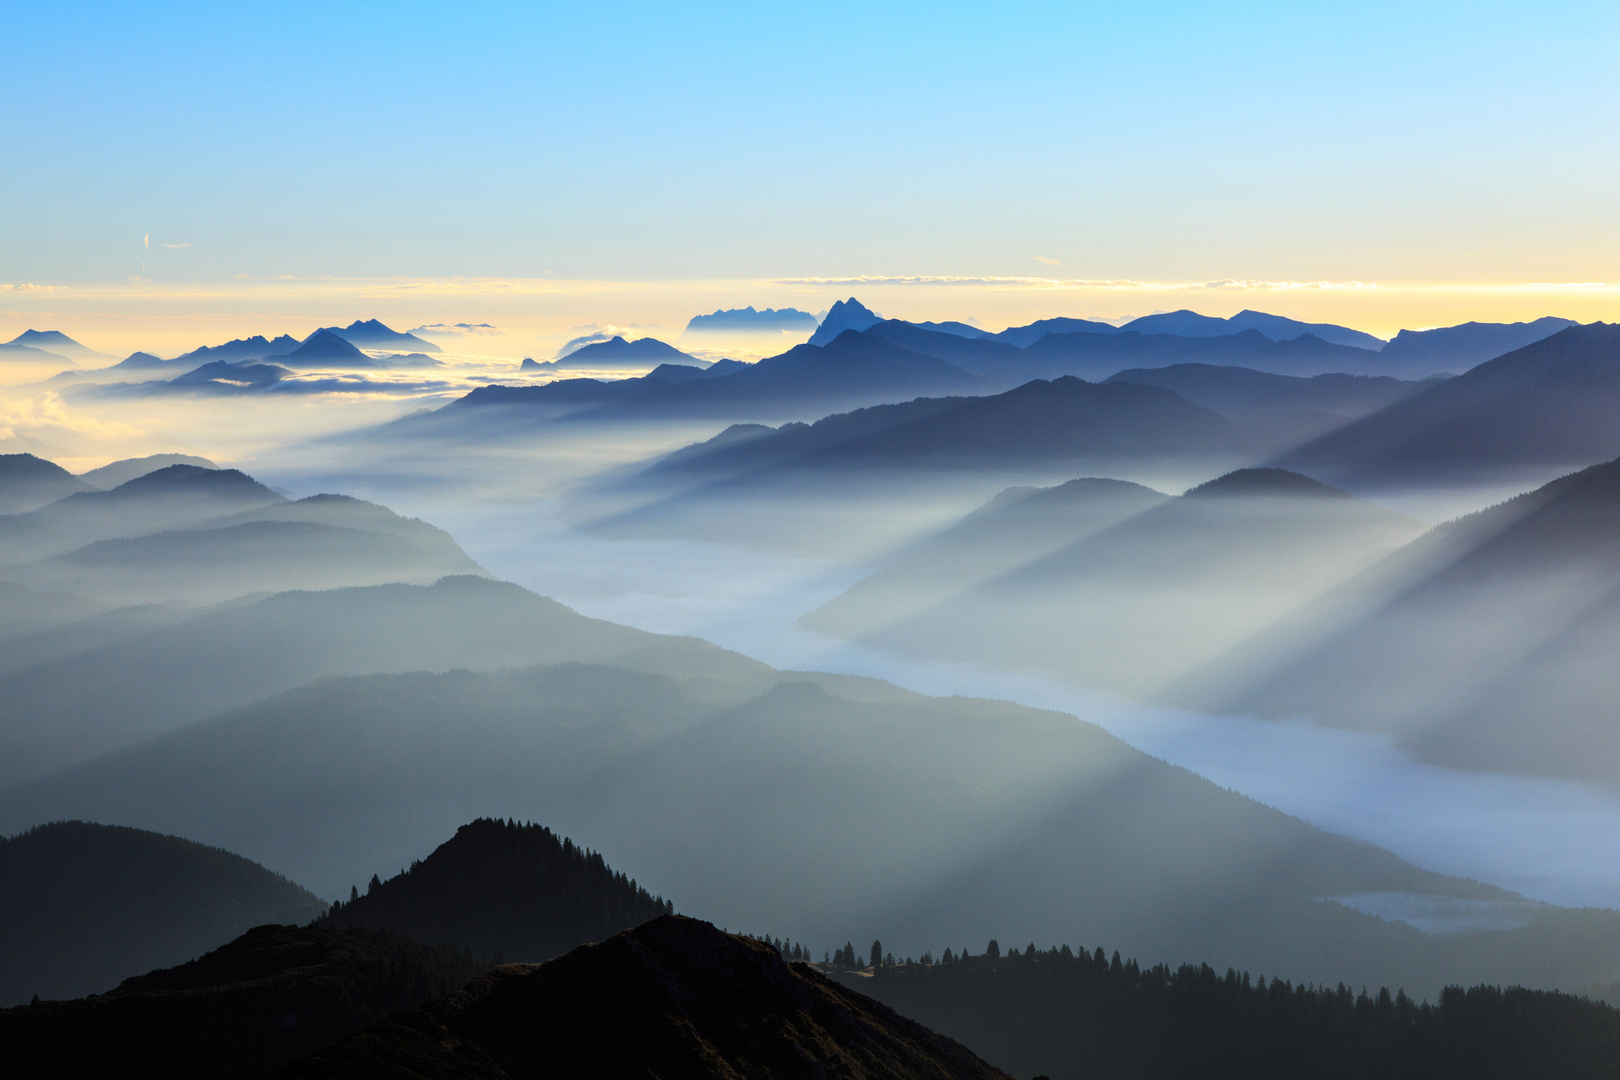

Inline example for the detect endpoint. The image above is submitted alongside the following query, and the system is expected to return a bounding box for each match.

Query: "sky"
[3,0,1618,349]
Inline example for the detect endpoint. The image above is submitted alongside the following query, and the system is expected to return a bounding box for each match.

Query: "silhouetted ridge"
[280,915,1012,1079]
[0,923,484,1079]
[1184,468,1350,499]
[851,944,1620,1080]
[321,818,672,961]
[0,452,94,513]
[0,820,324,1005]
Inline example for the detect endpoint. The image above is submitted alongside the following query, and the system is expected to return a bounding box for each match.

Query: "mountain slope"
[78,453,218,489]
[0,453,95,514]
[853,469,1425,695]
[802,477,1170,638]
[272,328,379,368]
[808,296,884,345]
[0,463,285,565]
[322,818,671,961]
[282,916,1013,1080]
[1180,455,1620,787]
[0,575,681,787]
[1104,363,1438,419]
[1022,328,1385,380]
[322,318,441,353]
[5,329,110,362]
[2,657,1587,996]
[1,923,484,1079]
[553,335,696,367]
[171,333,302,366]
[0,820,324,1004]
[1120,309,1385,351]
[8,493,487,604]
[1377,316,1577,376]
[1280,322,1620,484]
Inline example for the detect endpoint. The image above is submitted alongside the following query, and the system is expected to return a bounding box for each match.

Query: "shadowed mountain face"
[0,576,669,787]
[5,329,111,363]
[840,469,1425,697]
[802,478,1171,639]
[989,316,1121,348]
[0,820,324,1005]
[1280,322,1620,486]
[1376,316,1577,377]
[684,305,819,333]
[0,453,95,514]
[78,453,219,490]
[0,923,484,1080]
[1177,456,1620,788]
[281,916,1014,1080]
[322,818,672,962]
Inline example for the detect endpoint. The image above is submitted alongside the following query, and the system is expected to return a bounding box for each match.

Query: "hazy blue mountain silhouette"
[988,316,1122,348]
[0,339,73,364]
[851,468,1424,696]
[1021,328,1383,380]
[1279,322,1620,484]
[4,329,110,362]
[0,820,324,1004]
[651,375,1246,477]
[0,576,689,787]
[0,463,284,565]
[1118,309,1385,351]
[0,453,95,514]
[2,922,483,1079]
[1182,454,1620,788]
[439,330,986,424]
[172,333,302,366]
[802,477,1170,639]
[78,453,218,489]
[552,335,696,367]
[1376,316,1576,376]
[909,319,988,339]
[807,296,883,345]
[322,818,672,962]
[318,318,441,353]
[285,916,1013,1080]
[1104,363,1438,418]
[10,493,488,605]
[684,305,818,332]
[270,328,379,368]
[109,351,176,371]
[168,359,293,389]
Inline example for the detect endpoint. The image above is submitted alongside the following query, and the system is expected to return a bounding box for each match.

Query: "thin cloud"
[164,242,191,249]
[1034,256,1061,266]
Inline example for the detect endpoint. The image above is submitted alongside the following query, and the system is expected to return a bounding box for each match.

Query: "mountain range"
[811,468,1426,697]
[1173,453,1620,789]
[683,305,819,333]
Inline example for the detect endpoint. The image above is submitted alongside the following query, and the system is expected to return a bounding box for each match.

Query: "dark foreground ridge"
[320,817,673,961]
[847,945,1620,1080]
[0,923,485,1079]
[279,915,1013,1079]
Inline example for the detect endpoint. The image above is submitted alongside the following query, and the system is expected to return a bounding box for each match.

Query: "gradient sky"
[3,1,1617,339]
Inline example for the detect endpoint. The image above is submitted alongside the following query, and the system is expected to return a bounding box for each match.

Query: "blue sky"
[4,0,1617,289]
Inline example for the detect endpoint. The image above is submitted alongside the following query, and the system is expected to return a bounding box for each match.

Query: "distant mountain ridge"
[808,296,884,345]
[684,306,818,333]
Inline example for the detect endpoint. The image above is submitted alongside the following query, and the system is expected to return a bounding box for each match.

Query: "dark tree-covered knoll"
[320,818,673,961]
[851,946,1620,1080]
[0,820,325,1005]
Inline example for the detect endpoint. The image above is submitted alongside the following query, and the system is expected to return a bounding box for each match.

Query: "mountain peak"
[1185,467,1350,499]
[808,296,884,346]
